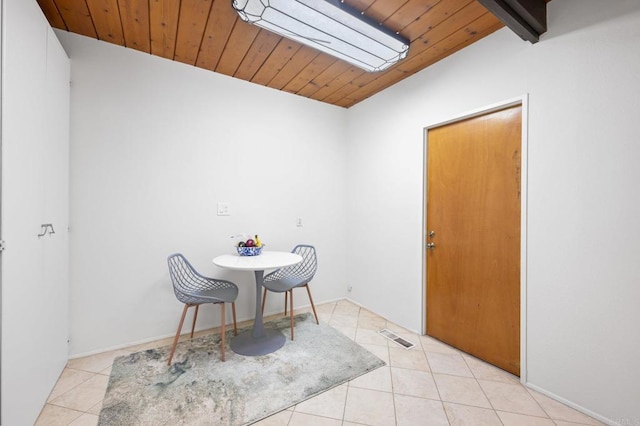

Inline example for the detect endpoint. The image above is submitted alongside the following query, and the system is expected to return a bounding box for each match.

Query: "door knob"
[426,242,436,250]
[428,230,436,239]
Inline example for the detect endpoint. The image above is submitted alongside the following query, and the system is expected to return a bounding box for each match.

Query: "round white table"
[213,251,302,356]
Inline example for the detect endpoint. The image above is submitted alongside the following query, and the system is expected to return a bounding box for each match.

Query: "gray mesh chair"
[261,245,319,340]
[167,253,238,364]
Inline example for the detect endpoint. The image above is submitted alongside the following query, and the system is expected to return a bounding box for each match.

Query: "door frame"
[422,94,529,383]
[0,0,4,419]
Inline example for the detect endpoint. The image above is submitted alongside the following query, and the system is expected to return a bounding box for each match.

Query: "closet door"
[39,24,71,399]
[1,2,70,424]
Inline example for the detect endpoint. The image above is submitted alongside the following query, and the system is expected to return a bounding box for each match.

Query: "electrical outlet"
[217,202,231,216]
[297,217,303,227]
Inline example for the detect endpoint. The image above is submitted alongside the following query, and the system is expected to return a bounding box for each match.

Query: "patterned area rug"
[99,313,385,425]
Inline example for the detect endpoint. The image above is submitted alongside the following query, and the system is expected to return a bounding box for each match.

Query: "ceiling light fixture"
[231,0,410,72]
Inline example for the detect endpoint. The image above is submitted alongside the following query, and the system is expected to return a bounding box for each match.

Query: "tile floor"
[36,300,603,426]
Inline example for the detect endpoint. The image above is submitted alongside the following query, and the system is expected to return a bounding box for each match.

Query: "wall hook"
[37,224,56,238]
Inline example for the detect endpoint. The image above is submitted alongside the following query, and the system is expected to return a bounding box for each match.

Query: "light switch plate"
[217,202,231,216]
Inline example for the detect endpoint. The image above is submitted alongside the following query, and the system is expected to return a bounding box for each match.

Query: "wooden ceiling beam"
[476,0,546,43]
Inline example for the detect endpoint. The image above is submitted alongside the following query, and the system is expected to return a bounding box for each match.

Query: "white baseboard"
[525,382,617,426]
[68,331,177,359]
[69,297,350,359]
[343,297,422,335]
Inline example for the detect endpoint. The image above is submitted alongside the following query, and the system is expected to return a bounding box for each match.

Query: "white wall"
[55,31,349,356]
[346,0,640,424]
[1,1,70,424]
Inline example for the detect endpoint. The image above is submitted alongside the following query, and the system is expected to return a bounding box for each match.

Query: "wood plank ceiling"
[37,0,506,108]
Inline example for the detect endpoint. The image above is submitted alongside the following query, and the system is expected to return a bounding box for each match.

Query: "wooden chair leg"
[261,288,267,315]
[304,284,319,325]
[284,291,288,316]
[168,304,190,365]
[232,302,238,335]
[289,290,294,340]
[221,303,226,362]
[190,304,200,338]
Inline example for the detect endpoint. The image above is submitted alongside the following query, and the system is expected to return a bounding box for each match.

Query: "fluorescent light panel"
[232,0,410,72]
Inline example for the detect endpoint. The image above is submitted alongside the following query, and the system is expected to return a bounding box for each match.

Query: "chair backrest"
[167,253,226,303]
[271,245,318,285]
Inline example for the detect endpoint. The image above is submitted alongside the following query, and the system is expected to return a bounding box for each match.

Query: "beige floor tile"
[344,387,396,426]
[391,367,440,400]
[87,400,103,416]
[553,421,604,426]
[462,355,520,384]
[316,301,337,312]
[419,335,460,355]
[357,315,388,331]
[35,404,83,426]
[360,343,390,364]
[388,347,430,372]
[289,412,343,426]
[479,380,547,417]
[358,308,383,319]
[356,329,390,347]
[329,313,359,328]
[527,389,603,425]
[332,325,357,340]
[294,384,347,419]
[394,394,449,426]
[253,409,293,426]
[66,349,131,373]
[99,365,112,376]
[443,402,503,426]
[427,352,474,378]
[49,374,110,412]
[433,374,492,409]
[315,303,336,322]
[334,300,361,316]
[69,413,100,426]
[496,411,555,425]
[47,368,96,402]
[350,366,393,392]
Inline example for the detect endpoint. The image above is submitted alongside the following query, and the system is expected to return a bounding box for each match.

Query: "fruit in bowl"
[234,234,264,256]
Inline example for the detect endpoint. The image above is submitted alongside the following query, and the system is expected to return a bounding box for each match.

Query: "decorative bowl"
[236,245,264,256]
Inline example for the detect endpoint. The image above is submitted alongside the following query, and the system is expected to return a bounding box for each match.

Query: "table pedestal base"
[230,328,286,356]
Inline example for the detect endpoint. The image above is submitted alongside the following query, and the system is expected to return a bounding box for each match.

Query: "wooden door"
[426,105,521,376]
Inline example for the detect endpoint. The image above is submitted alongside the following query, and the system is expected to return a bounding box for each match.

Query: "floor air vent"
[378,329,415,349]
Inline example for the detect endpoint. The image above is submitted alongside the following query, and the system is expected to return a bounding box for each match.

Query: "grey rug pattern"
[99,313,385,425]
